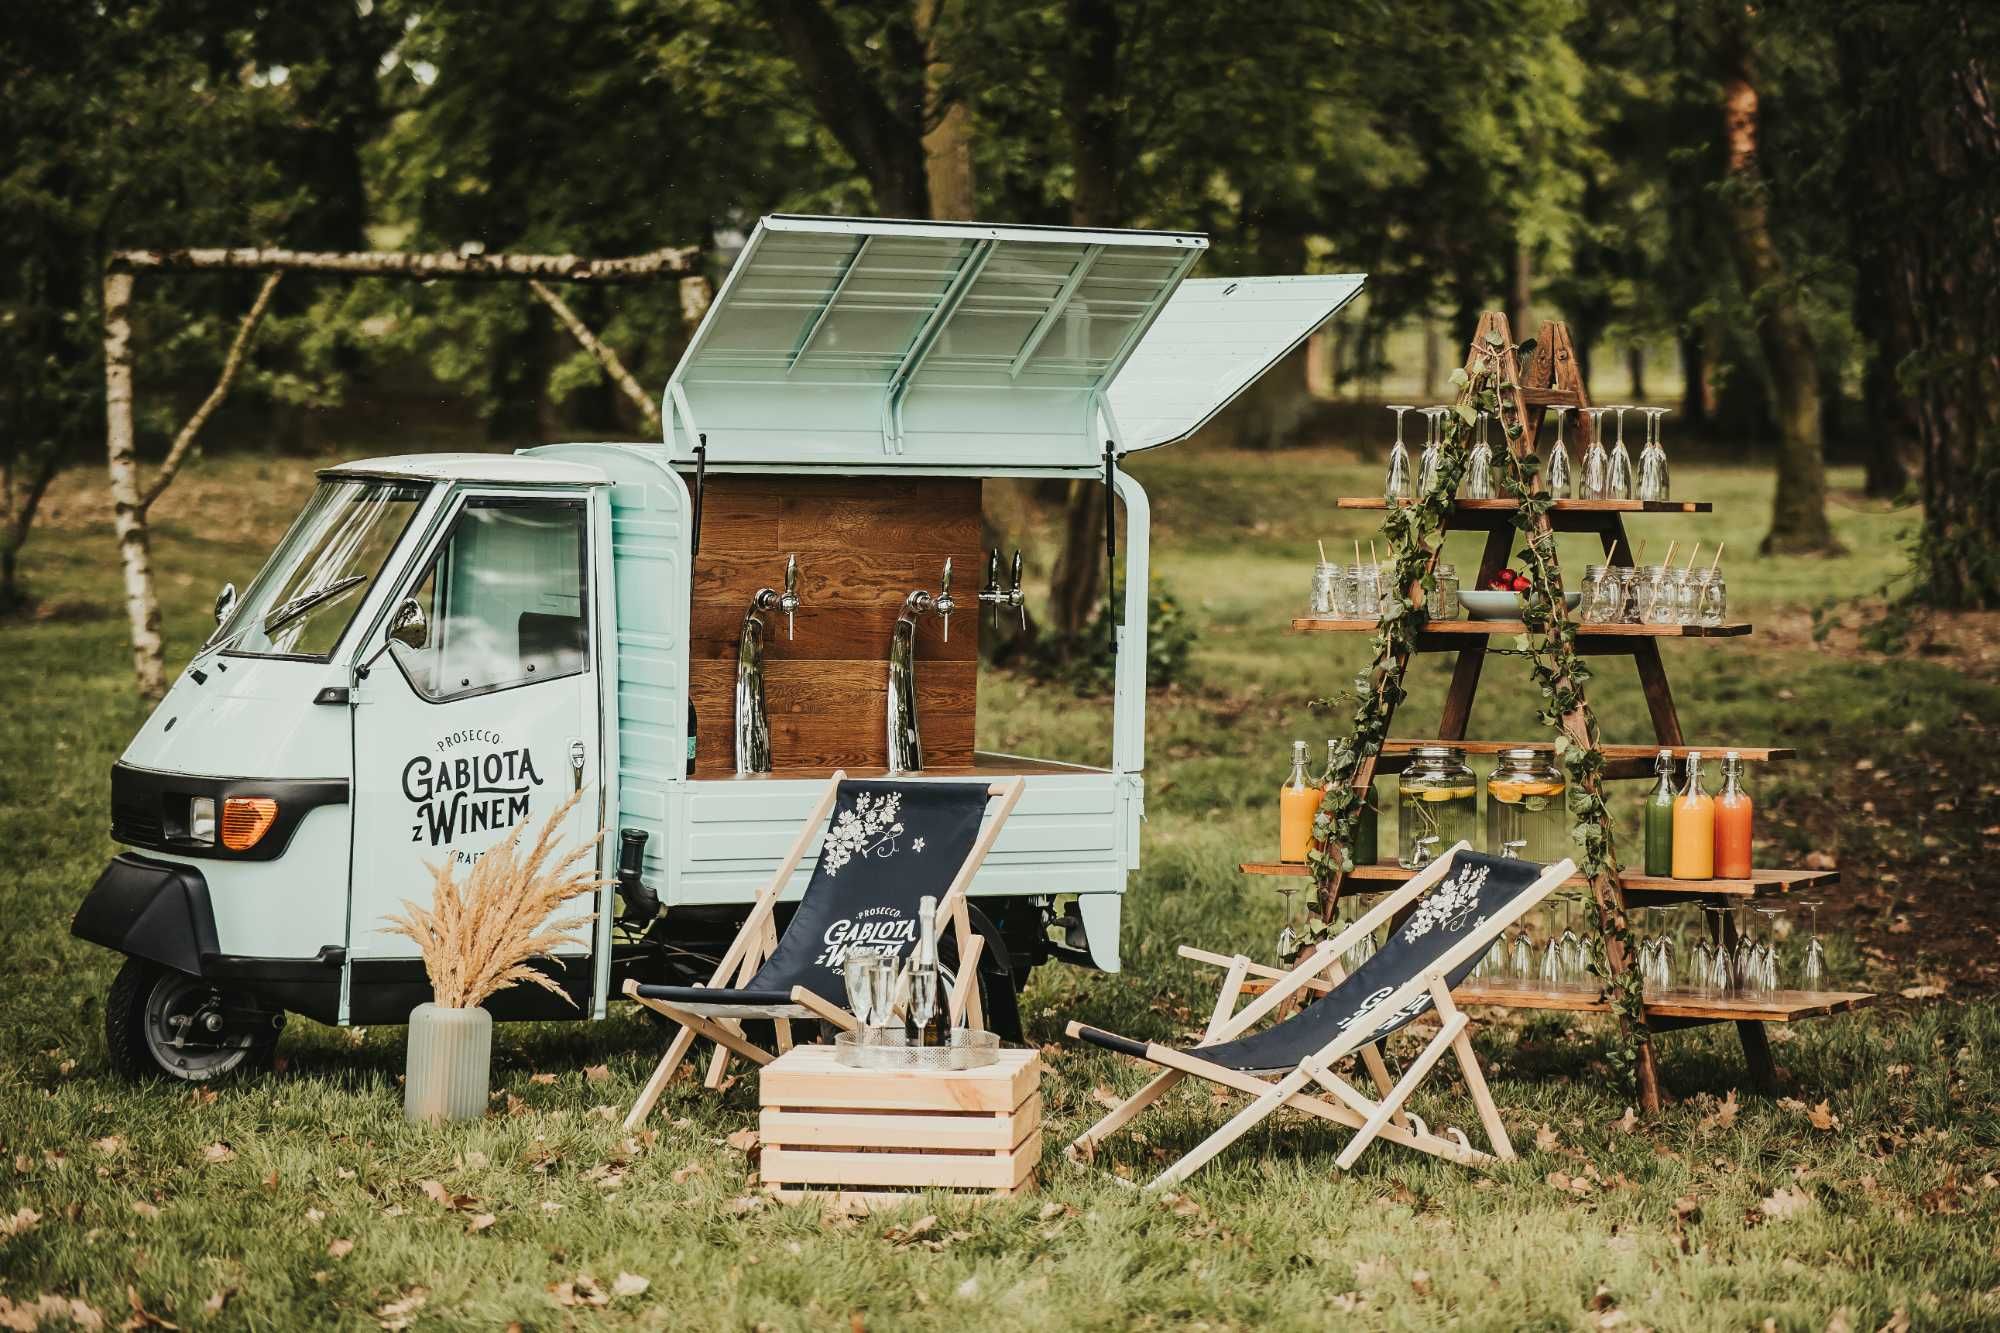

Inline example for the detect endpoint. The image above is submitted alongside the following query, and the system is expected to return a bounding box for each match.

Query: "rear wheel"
[105,958,282,1082]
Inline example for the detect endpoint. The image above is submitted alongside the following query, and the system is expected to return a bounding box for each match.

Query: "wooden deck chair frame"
[1066,843,1575,1189]
[622,772,1026,1128]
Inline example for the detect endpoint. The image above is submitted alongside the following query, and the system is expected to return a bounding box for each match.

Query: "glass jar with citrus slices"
[1398,745,1477,868]
[1486,746,1568,864]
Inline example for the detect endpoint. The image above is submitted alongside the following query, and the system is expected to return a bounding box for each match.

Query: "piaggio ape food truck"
[72,215,1364,1079]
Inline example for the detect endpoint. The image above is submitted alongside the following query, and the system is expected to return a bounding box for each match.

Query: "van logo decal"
[402,731,545,846]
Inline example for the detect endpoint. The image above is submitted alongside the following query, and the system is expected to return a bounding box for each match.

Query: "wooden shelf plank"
[1237,860,1837,899]
[1293,617,1752,639]
[1336,497,1713,514]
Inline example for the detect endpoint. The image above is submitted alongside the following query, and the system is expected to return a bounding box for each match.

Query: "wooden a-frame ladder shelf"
[1246,313,1873,1098]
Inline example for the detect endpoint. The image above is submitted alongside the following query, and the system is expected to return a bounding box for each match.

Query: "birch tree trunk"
[103,271,165,700]
[528,280,662,434]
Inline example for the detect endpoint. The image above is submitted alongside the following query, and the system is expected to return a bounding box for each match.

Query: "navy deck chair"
[1066,844,1575,1187]
[623,773,1024,1128]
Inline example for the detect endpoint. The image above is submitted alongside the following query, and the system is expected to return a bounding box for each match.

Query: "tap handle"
[1010,548,1026,628]
[779,553,801,639]
[936,557,954,642]
[983,547,1001,595]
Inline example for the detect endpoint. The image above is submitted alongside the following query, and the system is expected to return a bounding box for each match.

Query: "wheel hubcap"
[144,975,254,1079]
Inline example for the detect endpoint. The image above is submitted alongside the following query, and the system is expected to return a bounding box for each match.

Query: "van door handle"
[569,739,586,793]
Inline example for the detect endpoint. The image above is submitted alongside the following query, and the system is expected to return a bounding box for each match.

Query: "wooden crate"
[758,1045,1041,1198]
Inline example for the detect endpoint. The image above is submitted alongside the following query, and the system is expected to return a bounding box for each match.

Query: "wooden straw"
[1318,539,1328,564]
[1354,540,1362,569]
[1683,541,1701,573]
[1605,539,1623,565]
[1707,541,1725,577]
[1661,540,1678,570]
[1635,539,1648,567]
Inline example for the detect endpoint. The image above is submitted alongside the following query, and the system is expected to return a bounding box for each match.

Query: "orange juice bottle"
[1714,751,1754,879]
[1671,751,1715,880]
[1279,740,1319,863]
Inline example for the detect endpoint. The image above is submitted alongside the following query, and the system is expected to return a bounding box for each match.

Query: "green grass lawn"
[2,445,1996,1330]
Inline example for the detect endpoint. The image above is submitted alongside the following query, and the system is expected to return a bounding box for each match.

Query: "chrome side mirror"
[213,582,238,627]
[387,597,428,650]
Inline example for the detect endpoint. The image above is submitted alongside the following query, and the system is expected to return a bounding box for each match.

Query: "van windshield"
[210,477,429,659]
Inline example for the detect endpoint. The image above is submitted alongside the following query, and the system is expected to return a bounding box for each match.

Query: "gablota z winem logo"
[402,729,545,848]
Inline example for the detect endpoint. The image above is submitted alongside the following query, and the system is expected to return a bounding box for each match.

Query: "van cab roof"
[320,453,607,486]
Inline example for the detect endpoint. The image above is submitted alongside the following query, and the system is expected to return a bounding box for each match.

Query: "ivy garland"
[1304,328,1650,1090]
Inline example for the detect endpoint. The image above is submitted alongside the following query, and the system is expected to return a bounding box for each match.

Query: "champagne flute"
[1637,407,1671,502]
[1799,897,1827,988]
[1276,884,1300,962]
[1547,405,1575,499]
[1580,408,1611,499]
[1385,405,1416,502]
[1608,406,1636,501]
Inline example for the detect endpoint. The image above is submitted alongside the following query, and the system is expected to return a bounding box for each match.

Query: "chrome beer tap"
[978,546,1026,631]
[888,557,955,773]
[735,554,802,775]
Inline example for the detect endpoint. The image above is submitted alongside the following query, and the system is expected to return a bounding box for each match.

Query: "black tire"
[105,958,279,1082]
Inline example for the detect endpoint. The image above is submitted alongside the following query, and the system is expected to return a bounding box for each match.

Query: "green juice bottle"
[1643,748,1677,876]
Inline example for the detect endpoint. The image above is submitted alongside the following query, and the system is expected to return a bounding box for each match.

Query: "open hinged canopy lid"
[662,215,1365,471]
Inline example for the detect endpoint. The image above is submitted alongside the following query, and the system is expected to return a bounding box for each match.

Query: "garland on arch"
[1303,327,1650,1092]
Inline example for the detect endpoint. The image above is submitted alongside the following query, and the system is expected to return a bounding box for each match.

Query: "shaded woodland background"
[5,0,1998,638]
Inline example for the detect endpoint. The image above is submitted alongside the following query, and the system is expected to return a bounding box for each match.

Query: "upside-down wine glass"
[1385,405,1415,503]
[1608,406,1637,501]
[1546,406,1575,499]
[1464,411,1496,499]
[1637,407,1671,502]
[1276,883,1300,962]
[1798,897,1827,988]
[1418,408,1445,497]
[1580,408,1611,499]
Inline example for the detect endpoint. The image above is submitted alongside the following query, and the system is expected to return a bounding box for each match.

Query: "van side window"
[396,497,588,701]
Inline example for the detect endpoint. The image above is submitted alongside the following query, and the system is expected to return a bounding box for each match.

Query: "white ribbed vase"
[403,1003,491,1123]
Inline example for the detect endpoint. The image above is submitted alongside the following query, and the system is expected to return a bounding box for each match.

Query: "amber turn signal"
[220,796,278,851]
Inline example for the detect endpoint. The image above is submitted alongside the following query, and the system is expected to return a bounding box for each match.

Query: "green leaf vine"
[1303,327,1650,1091]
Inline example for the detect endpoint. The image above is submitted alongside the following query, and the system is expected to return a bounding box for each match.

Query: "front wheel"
[104,958,282,1082]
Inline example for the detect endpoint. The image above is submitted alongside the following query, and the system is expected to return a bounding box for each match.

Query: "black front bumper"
[72,854,346,1023]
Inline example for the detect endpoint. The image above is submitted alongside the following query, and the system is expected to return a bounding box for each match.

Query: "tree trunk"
[1677,332,1712,432]
[1,454,59,612]
[917,0,976,221]
[1507,238,1533,343]
[1712,7,1839,554]
[1872,26,2000,607]
[104,272,166,701]
[1422,318,1440,399]
[1044,0,1123,643]
[1627,346,1647,402]
[755,0,930,217]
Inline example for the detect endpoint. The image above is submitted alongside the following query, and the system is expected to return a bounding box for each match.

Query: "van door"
[345,491,600,1022]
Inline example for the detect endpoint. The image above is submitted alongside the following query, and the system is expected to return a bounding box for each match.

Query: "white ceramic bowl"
[1455,589,1583,620]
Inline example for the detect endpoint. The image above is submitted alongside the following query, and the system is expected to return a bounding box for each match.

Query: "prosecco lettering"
[402,742,544,846]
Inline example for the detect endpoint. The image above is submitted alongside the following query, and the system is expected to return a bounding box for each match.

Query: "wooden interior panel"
[687,475,984,776]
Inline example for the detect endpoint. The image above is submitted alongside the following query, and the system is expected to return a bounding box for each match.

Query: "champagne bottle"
[909,894,943,1045]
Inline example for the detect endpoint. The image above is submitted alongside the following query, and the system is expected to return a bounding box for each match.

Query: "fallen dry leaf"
[123,1285,176,1330]
[376,1286,429,1330]
[584,1064,611,1084]
[92,1136,124,1156]
[1535,1124,1561,1152]
[884,1215,939,1246]
[1091,1084,1123,1111]
[189,1087,217,1107]
[328,1238,354,1259]
[419,1179,479,1211]
[724,1195,764,1215]
[1898,985,1944,1000]
[725,1128,760,1154]
[1697,1089,1740,1133]
[467,1213,498,1233]
[1807,1100,1840,1131]
[0,1294,107,1330]
[201,1142,236,1165]
[611,1272,650,1299]
[130,1200,161,1219]
[201,1288,235,1316]
[1758,1185,1814,1221]
[0,1207,40,1241]
[549,1274,609,1308]
[672,1163,704,1184]
[1611,1106,1638,1134]
[529,1072,558,1085]
[1546,1171,1592,1198]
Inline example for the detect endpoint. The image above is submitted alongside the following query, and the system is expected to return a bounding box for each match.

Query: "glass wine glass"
[1700,905,1733,994]
[1580,408,1611,499]
[1546,405,1575,499]
[1730,908,1758,991]
[1510,920,1536,985]
[1798,897,1827,988]
[1637,407,1671,502]
[1559,892,1583,987]
[1754,905,1786,992]
[1463,411,1495,499]
[1418,408,1445,497]
[1385,405,1415,503]
[1608,406,1636,501]
[1276,884,1300,962]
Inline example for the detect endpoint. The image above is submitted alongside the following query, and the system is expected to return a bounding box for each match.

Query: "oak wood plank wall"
[687,476,983,776]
